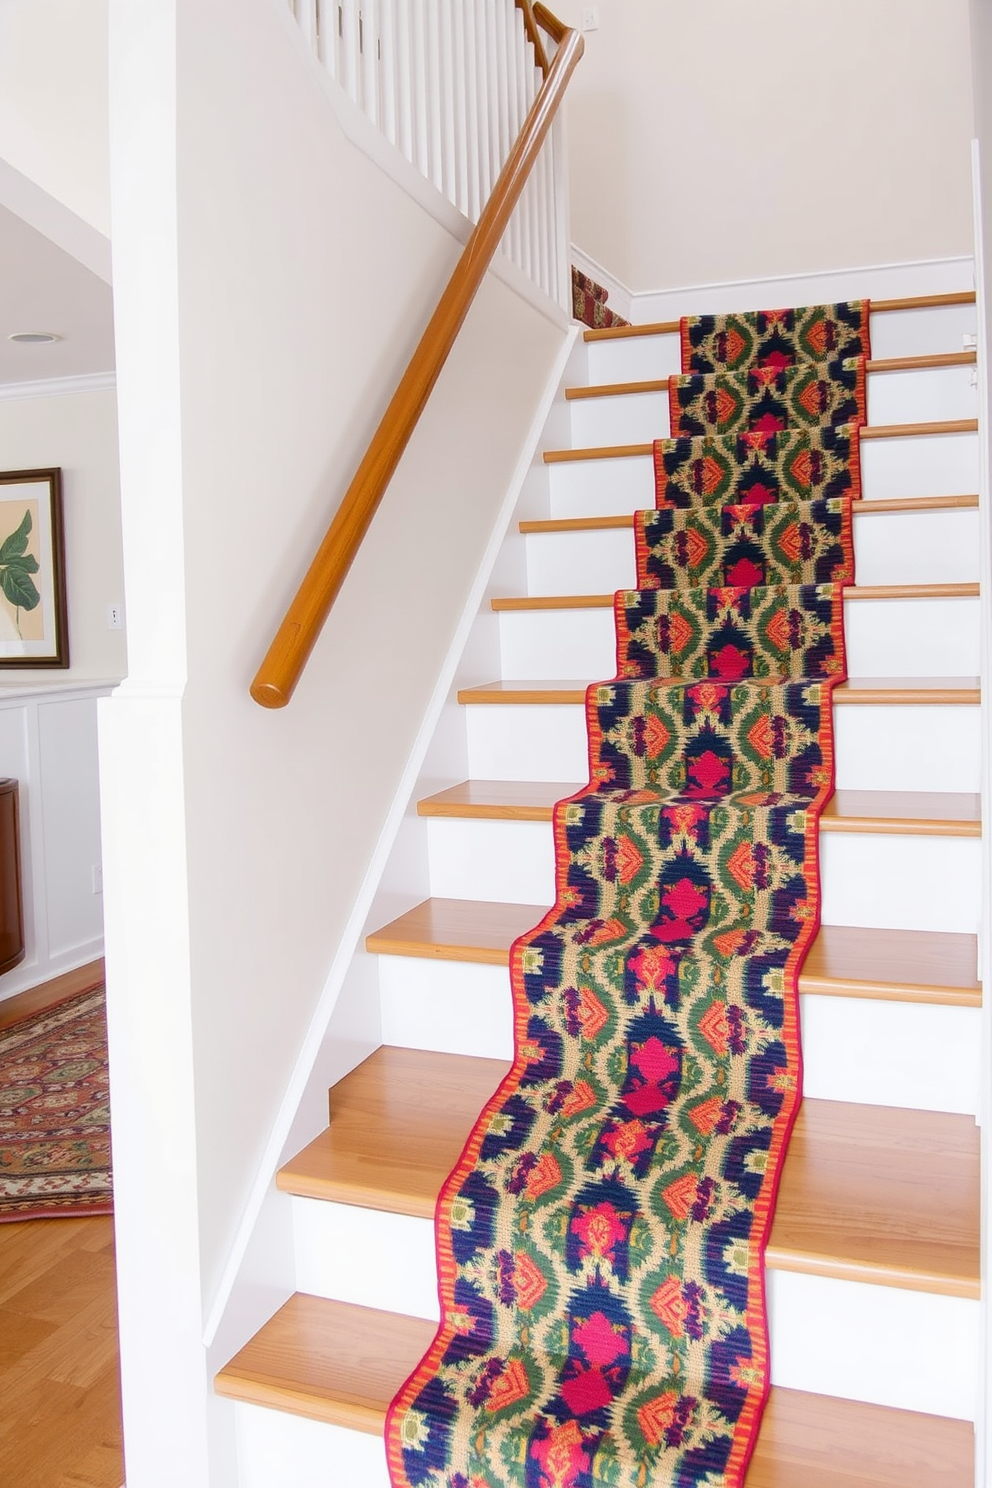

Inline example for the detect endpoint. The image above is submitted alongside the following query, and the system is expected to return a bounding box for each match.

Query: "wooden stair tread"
[456,677,981,705]
[417,779,980,836]
[543,421,979,464]
[367,899,980,1008]
[491,582,979,611]
[520,494,980,533]
[278,1048,979,1294]
[566,351,977,400]
[216,1293,974,1483]
[580,291,977,342]
[214,1292,436,1433]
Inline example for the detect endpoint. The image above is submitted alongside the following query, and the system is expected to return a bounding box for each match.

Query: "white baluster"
[361,0,380,129]
[551,111,571,311]
[424,0,444,193]
[536,134,552,298]
[438,0,457,208]
[340,0,360,105]
[463,0,482,220]
[411,1,430,177]
[296,0,317,53]
[450,0,469,215]
[515,12,532,280]
[393,1,413,167]
[378,0,397,146]
[494,0,512,261]
[478,0,497,207]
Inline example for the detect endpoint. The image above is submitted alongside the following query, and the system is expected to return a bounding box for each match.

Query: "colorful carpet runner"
[387,302,868,1487]
[0,983,112,1221]
[572,267,630,330]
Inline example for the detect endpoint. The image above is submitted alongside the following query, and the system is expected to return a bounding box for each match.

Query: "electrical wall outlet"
[106,603,124,631]
[91,864,103,895]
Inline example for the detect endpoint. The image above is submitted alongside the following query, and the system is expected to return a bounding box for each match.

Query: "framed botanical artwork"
[0,469,68,668]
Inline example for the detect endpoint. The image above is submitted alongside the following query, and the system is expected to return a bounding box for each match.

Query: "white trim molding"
[570,250,976,324]
[0,371,117,403]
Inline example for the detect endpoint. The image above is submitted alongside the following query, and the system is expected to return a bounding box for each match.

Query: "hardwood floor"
[0,961,123,1488]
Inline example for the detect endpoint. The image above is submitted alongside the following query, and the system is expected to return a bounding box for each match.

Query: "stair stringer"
[202,326,580,1375]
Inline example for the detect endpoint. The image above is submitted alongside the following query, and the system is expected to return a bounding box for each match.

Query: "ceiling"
[0,200,114,388]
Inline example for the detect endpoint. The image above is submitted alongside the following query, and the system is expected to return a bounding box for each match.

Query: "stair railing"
[252,1,582,708]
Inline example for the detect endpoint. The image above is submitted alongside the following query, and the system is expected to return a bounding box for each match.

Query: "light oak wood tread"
[566,351,976,401]
[491,582,978,611]
[543,421,979,464]
[367,900,980,1009]
[519,493,980,534]
[457,677,981,706]
[417,780,980,837]
[277,1047,979,1295]
[581,291,977,342]
[215,1293,974,1483]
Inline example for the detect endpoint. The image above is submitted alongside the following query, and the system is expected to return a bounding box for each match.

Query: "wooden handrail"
[251,11,583,708]
[516,1,550,75]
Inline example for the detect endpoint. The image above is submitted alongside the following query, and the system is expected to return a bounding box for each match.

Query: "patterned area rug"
[388,302,865,1487]
[0,986,113,1221]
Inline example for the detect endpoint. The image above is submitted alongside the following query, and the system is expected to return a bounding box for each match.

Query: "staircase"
[216,289,983,1486]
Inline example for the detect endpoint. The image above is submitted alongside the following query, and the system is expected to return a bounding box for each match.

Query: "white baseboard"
[570,248,975,324]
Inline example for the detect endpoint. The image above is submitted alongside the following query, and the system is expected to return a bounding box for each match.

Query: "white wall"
[0,387,125,683]
[556,0,975,292]
[0,0,110,235]
[102,0,570,1483]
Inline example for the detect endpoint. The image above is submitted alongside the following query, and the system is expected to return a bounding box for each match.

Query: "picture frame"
[0,468,68,668]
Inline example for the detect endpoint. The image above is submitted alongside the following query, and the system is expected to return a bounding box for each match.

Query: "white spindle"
[411,2,430,178]
[361,0,380,128]
[296,0,317,53]
[450,0,469,215]
[463,1,482,219]
[424,0,444,193]
[514,17,532,280]
[289,0,570,305]
[315,0,333,77]
[340,0,359,105]
[379,0,398,146]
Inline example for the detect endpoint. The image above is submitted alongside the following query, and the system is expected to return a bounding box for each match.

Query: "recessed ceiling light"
[8,331,62,345]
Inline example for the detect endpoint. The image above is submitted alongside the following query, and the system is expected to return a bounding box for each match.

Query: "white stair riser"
[286,1203,979,1422]
[377,954,980,1114]
[234,1405,388,1488]
[820,833,980,934]
[569,366,976,448]
[464,701,981,793]
[524,509,982,597]
[767,1272,978,1421]
[424,817,978,935]
[549,434,979,519]
[497,598,980,681]
[584,304,977,384]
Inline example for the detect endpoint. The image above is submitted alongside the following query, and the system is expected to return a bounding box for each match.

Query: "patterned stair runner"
[388,303,867,1488]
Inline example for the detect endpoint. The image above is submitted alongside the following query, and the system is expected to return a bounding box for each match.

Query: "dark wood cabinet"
[0,779,24,976]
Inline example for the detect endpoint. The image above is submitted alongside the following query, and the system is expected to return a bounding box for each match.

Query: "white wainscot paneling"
[0,682,114,998]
